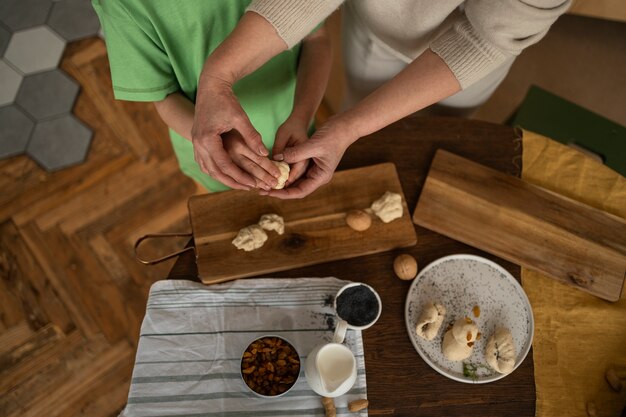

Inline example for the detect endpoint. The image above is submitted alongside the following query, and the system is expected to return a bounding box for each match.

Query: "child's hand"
[221,131,279,190]
[272,117,310,186]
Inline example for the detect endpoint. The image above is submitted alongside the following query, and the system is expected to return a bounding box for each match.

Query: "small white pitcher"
[304,321,357,397]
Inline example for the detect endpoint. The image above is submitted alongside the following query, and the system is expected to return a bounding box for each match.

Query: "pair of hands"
[191,78,355,198]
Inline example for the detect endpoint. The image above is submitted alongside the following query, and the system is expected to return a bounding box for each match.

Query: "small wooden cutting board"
[188,163,417,284]
[413,149,626,301]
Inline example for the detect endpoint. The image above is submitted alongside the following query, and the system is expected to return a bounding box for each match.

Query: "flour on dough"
[485,327,516,374]
[415,302,446,340]
[232,225,268,251]
[370,191,403,223]
[272,161,290,190]
[258,213,285,235]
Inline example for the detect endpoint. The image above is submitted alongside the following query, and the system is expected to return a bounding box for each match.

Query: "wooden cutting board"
[188,163,417,284]
[413,149,626,301]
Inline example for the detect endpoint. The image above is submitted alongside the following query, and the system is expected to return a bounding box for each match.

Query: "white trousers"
[341,5,515,110]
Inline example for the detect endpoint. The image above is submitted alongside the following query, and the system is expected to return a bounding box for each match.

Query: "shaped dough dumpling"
[272,161,290,189]
[232,225,268,251]
[415,302,446,340]
[485,327,516,374]
[451,317,479,345]
[258,213,285,235]
[442,330,472,361]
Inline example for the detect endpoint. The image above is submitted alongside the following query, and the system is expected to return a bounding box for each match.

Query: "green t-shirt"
[92,0,299,192]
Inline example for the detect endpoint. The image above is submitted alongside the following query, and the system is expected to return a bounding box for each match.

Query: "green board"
[512,85,626,177]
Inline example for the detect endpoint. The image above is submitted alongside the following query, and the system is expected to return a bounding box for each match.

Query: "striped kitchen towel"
[121,277,368,417]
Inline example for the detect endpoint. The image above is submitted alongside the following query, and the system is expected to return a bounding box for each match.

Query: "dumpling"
[442,330,472,361]
[485,327,517,374]
[415,302,446,340]
[451,317,479,345]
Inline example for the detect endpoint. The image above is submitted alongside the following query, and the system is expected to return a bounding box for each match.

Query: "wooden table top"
[167,117,534,416]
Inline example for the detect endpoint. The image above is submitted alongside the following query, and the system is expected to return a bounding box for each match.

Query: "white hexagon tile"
[0,59,22,106]
[4,26,66,74]
[0,0,102,170]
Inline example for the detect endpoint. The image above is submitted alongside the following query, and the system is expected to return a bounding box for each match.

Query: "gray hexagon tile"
[0,59,22,105]
[0,105,34,158]
[27,115,92,171]
[47,0,101,41]
[16,69,79,120]
[0,0,53,32]
[4,26,66,74]
[0,25,10,56]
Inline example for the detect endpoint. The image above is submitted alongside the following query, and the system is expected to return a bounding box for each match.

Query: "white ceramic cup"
[333,282,382,344]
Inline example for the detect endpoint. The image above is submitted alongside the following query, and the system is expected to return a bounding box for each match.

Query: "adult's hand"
[272,117,311,187]
[264,117,358,199]
[191,75,280,190]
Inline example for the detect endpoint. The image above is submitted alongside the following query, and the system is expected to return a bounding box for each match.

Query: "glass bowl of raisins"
[241,336,301,397]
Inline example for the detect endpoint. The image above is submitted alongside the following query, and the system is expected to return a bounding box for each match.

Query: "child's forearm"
[289,25,332,125]
[153,92,195,141]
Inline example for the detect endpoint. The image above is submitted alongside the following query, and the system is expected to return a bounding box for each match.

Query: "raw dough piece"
[258,213,285,235]
[370,191,403,223]
[415,302,446,340]
[451,317,479,344]
[232,225,268,251]
[485,327,517,374]
[272,161,290,190]
[442,330,472,361]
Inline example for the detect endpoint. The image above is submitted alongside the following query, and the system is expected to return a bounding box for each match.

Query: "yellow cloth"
[521,130,626,417]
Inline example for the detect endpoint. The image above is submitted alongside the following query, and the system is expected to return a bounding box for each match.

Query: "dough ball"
[272,161,290,189]
[442,329,472,361]
[346,210,372,231]
[451,317,480,345]
[485,327,517,374]
[371,191,403,223]
[232,225,268,251]
[415,302,446,340]
[258,213,285,235]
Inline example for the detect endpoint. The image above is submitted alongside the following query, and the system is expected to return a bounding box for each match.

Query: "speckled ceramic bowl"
[405,254,534,384]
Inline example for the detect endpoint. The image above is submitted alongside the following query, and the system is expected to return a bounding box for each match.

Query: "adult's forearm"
[200,12,287,87]
[290,27,333,124]
[339,49,461,143]
[154,93,195,140]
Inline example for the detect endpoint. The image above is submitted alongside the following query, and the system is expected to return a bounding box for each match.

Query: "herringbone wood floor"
[0,38,202,417]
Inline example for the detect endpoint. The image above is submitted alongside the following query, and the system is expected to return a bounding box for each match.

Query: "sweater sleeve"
[247,0,344,48]
[430,0,571,89]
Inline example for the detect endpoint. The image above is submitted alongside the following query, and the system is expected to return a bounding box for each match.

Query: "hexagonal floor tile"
[0,0,53,32]
[27,115,92,171]
[0,59,22,105]
[47,0,101,41]
[0,25,10,57]
[4,26,66,74]
[16,69,79,120]
[0,105,34,159]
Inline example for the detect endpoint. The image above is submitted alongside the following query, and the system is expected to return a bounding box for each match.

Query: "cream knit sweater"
[247,0,571,89]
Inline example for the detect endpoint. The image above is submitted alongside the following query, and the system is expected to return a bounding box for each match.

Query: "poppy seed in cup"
[336,285,380,327]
